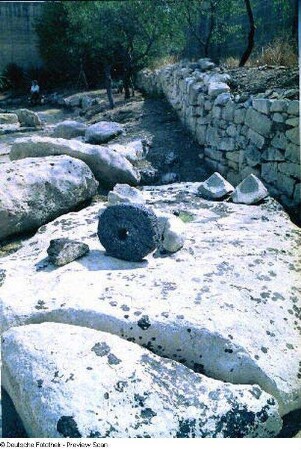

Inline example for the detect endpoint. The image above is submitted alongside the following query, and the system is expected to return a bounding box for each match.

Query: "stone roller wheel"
[98,203,159,262]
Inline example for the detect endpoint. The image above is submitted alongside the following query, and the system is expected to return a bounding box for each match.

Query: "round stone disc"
[98,203,159,261]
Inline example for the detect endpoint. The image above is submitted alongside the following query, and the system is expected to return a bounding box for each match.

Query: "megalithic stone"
[98,203,159,262]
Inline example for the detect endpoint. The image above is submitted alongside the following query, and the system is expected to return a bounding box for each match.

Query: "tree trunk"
[123,70,131,99]
[104,64,114,109]
[204,1,215,58]
[239,0,255,67]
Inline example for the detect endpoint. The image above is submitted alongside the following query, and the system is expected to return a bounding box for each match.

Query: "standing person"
[30,80,40,105]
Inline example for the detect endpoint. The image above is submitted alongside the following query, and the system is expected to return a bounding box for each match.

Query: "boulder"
[47,238,89,266]
[2,322,282,438]
[1,183,300,416]
[107,184,145,205]
[231,174,269,205]
[0,113,19,124]
[85,121,123,144]
[15,109,42,128]
[108,140,146,163]
[0,155,98,240]
[52,120,87,139]
[10,136,140,188]
[198,172,234,200]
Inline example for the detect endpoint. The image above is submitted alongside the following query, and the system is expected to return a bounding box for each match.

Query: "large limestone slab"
[52,120,87,139]
[2,322,282,438]
[1,183,300,416]
[85,121,123,144]
[0,155,98,240]
[10,136,140,188]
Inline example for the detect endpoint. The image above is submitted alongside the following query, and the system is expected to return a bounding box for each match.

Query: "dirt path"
[1,91,212,184]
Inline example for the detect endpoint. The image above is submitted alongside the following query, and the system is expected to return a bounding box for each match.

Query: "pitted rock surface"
[1,183,300,416]
[0,155,98,241]
[10,136,140,188]
[2,323,282,438]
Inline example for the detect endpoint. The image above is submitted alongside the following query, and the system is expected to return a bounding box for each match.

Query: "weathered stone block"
[245,108,272,137]
[189,82,204,105]
[262,147,286,162]
[234,107,246,124]
[226,124,237,137]
[245,145,262,167]
[252,98,270,115]
[270,100,288,113]
[204,100,212,111]
[286,127,299,145]
[195,125,207,145]
[206,126,220,146]
[278,162,301,179]
[286,117,299,127]
[226,151,240,163]
[222,101,235,121]
[228,160,239,170]
[293,183,301,203]
[261,162,278,184]
[208,82,230,98]
[272,113,285,123]
[247,128,265,149]
[219,138,235,151]
[285,143,300,163]
[204,147,225,161]
[214,92,231,106]
[287,100,299,116]
[212,106,222,119]
[277,172,295,197]
[271,132,288,150]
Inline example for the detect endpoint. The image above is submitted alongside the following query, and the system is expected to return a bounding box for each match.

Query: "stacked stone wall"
[137,61,300,218]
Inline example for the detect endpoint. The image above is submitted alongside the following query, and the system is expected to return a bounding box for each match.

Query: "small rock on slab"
[198,172,234,200]
[107,184,145,206]
[98,203,159,261]
[47,238,89,266]
[156,212,185,254]
[85,121,123,144]
[231,174,269,205]
[2,322,283,438]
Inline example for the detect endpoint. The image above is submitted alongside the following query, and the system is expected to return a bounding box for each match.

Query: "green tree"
[36,1,184,107]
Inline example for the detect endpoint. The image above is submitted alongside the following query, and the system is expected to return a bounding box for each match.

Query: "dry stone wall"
[137,61,300,218]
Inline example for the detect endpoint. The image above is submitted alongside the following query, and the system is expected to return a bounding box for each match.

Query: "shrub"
[254,38,298,67]
[2,63,25,91]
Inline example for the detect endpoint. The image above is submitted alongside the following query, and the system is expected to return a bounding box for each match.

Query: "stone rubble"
[47,238,90,266]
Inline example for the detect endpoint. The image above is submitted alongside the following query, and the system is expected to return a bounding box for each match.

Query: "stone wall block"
[286,127,300,146]
[293,183,301,203]
[270,100,289,113]
[222,101,235,121]
[261,162,278,184]
[247,128,266,149]
[219,138,235,151]
[245,145,262,167]
[285,143,300,164]
[271,132,288,150]
[262,147,286,162]
[287,100,299,116]
[277,172,296,197]
[245,108,272,137]
[252,98,270,115]
[278,162,301,180]
[195,125,207,145]
[234,107,246,124]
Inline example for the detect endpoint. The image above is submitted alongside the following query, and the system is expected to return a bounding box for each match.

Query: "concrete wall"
[0,2,43,73]
[137,61,300,218]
